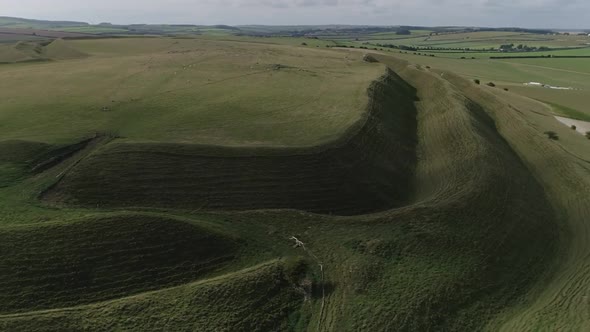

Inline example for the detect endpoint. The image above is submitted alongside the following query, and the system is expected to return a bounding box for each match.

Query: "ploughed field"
[0,37,589,331]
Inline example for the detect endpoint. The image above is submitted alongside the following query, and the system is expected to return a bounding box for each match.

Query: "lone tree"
[474,79,480,85]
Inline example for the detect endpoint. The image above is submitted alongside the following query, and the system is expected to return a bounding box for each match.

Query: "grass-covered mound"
[44,68,418,215]
[42,38,88,60]
[0,38,382,146]
[290,55,559,330]
[0,214,241,313]
[0,39,87,63]
[0,260,304,332]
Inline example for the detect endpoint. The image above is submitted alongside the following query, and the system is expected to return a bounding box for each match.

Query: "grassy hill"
[43,68,418,215]
[0,17,88,29]
[0,214,241,313]
[0,260,305,331]
[0,35,588,331]
[0,39,87,63]
[0,38,381,145]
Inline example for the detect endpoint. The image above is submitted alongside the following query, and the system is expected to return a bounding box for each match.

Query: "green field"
[372,49,590,121]
[0,37,380,146]
[360,30,590,50]
[0,31,589,332]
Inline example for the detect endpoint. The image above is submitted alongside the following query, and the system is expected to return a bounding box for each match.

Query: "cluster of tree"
[499,43,550,52]
[372,43,418,51]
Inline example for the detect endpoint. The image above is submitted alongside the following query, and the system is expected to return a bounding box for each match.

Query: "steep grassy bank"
[437,72,590,331]
[0,214,241,313]
[301,55,559,330]
[44,68,418,215]
[0,260,304,332]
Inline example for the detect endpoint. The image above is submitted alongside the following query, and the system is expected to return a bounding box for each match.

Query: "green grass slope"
[0,260,304,332]
[0,38,381,145]
[43,68,418,215]
[0,41,44,63]
[0,38,584,331]
[0,140,51,186]
[306,56,558,331]
[0,39,87,63]
[437,72,590,331]
[0,214,241,313]
[42,39,88,60]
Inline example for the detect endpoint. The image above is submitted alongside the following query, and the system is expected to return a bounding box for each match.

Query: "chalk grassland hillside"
[42,69,419,215]
[0,259,304,332]
[0,39,88,63]
[0,37,588,331]
[440,73,590,331]
[0,214,242,313]
[0,38,381,146]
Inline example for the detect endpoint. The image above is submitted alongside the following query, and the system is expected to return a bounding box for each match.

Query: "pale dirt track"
[555,116,590,135]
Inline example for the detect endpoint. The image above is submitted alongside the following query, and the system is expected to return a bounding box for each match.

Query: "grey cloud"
[0,0,587,28]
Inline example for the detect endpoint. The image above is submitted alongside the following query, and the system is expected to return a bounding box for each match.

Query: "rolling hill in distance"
[0,15,589,331]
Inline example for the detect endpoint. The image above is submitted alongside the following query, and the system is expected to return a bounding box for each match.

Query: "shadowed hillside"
[43,68,418,216]
[0,260,304,332]
[0,214,241,313]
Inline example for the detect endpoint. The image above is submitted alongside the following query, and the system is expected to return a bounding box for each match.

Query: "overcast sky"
[1,0,588,29]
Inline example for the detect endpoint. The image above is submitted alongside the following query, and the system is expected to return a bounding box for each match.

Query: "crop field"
[0,31,589,332]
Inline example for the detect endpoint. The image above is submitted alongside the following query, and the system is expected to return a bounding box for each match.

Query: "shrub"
[363,54,379,63]
[586,131,590,139]
[571,125,577,130]
[301,42,307,46]
[474,79,480,85]
[504,88,509,91]
[544,131,559,140]
[487,82,496,87]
